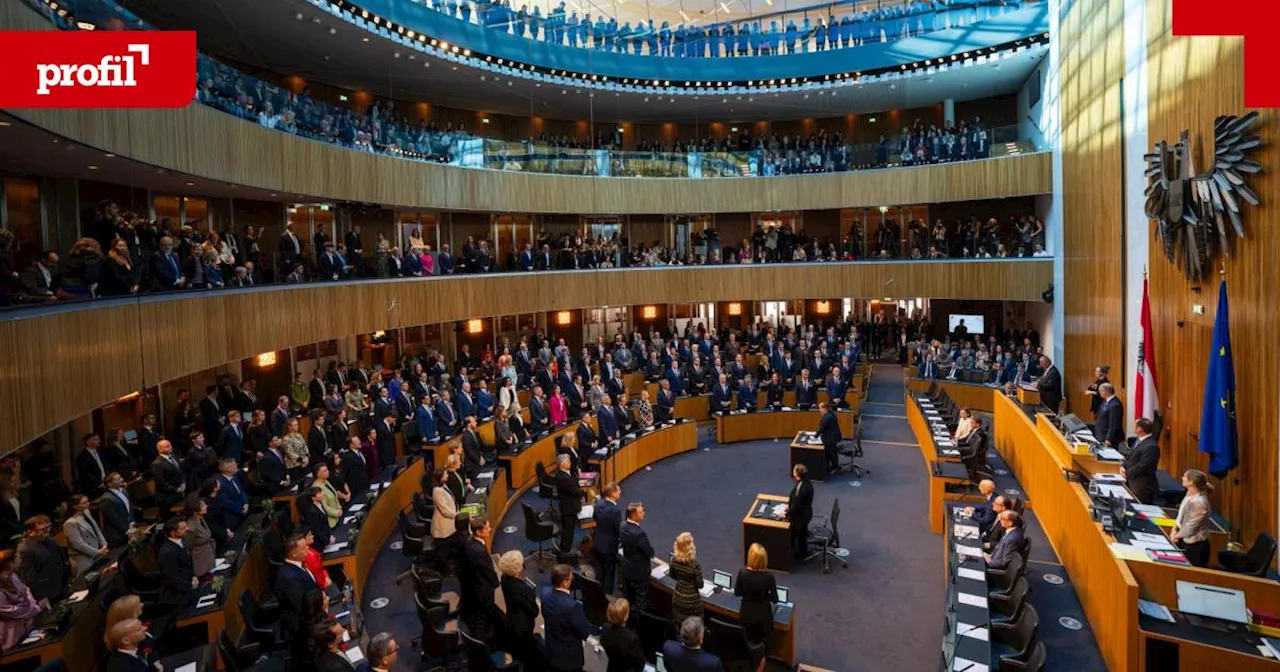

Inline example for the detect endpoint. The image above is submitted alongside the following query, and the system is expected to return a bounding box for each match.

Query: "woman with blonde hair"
[101,238,141,296]
[635,390,655,429]
[281,417,309,483]
[668,532,704,628]
[601,598,645,672]
[736,543,779,647]
[1172,469,1213,567]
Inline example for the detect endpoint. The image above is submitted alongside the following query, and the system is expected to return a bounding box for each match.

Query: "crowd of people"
[0,200,1048,307]
[412,0,1027,57]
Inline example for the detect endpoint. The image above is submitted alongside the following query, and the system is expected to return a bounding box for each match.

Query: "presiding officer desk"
[716,409,856,445]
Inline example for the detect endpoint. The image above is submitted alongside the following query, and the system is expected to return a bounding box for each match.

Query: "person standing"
[785,465,813,560]
[592,482,623,593]
[554,454,585,559]
[620,502,654,615]
[542,563,591,672]
[1084,365,1111,419]
[62,494,108,580]
[601,598,645,672]
[1122,418,1160,504]
[459,518,501,640]
[16,515,68,605]
[1093,383,1125,448]
[1171,469,1213,567]
[1034,355,1063,413]
[735,543,778,648]
[816,402,842,473]
[668,533,705,630]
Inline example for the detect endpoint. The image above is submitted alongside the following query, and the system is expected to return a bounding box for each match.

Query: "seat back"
[1248,534,1278,574]
[218,631,241,672]
[636,610,671,661]
[829,499,841,547]
[996,603,1039,656]
[1013,641,1047,672]
[576,573,610,626]
[522,502,555,541]
[994,576,1030,619]
[706,617,753,671]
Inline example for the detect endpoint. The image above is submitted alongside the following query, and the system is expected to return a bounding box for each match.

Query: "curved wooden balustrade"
[0,261,1050,454]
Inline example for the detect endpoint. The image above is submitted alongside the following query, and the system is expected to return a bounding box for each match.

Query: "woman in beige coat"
[183,494,217,578]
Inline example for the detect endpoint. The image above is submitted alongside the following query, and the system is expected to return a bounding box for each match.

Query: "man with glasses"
[17,515,68,605]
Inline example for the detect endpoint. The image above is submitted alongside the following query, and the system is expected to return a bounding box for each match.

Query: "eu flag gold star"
[1220,347,1226,356]
[1221,398,1229,409]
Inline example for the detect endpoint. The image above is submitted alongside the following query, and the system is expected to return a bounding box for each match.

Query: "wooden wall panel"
[1,261,1050,453]
[1060,0,1127,415]
[1145,1,1280,548]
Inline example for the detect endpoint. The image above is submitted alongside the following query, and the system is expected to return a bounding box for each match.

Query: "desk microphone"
[956,623,984,636]
[955,663,976,672]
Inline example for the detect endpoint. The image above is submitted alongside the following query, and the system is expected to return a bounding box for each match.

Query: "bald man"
[968,479,999,532]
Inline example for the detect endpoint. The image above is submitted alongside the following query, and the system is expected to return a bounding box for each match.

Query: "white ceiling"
[119,0,1045,123]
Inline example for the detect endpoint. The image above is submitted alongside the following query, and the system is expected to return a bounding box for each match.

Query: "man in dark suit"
[665,361,686,397]
[982,496,1011,551]
[459,518,502,640]
[150,440,186,512]
[736,375,758,411]
[919,354,939,379]
[199,386,225,444]
[655,381,676,422]
[278,223,303,271]
[709,374,732,415]
[554,453,585,558]
[795,370,818,408]
[574,413,598,466]
[661,617,724,672]
[15,515,69,604]
[258,436,290,495]
[592,482,623,593]
[1122,418,1161,504]
[460,416,487,479]
[620,502,654,614]
[308,371,327,411]
[75,432,108,500]
[827,367,848,408]
[969,479,999,532]
[816,402,843,473]
[157,517,195,611]
[340,437,371,499]
[375,414,398,469]
[216,409,245,463]
[307,413,331,465]
[984,510,1026,570]
[612,394,634,436]
[301,487,335,552]
[518,242,535,271]
[1093,383,1125,447]
[215,458,249,532]
[543,563,592,672]
[785,464,813,560]
[1034,355,1063,412]
[275,532,321,641]
[596,397,619,443]
[148,237,185,292]
[436,392,459,436]
[312,620,356,672]
[98,472,134,548]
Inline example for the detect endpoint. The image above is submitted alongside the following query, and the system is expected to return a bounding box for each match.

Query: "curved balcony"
[0,259,1052,454]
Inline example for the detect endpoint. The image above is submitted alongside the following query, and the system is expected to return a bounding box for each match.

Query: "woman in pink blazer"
[0,557,42,651]
[420,246,435,275]
[549,384,568,426]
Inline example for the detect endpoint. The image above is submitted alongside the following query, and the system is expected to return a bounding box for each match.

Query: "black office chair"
[835,423,869,478]
[636,610,673,662]
[987,551,1026,594]
[960,432,994,487]
[217,630,262,672]
[989,575,1030,623]
[574,572,611,627]
[400,506,429,538]
[1000,641,1046,672]
[534,461,560,518]
[805,499,848,574]
[1219,533,1276,576]
[414,601,483,671]
[121,557,161,606]
[411,491,434,523]
[521,502,559,572]
[706,617,758,672]
[237,589,283,651]
[991,603,1039,662]
[397,510,427,561]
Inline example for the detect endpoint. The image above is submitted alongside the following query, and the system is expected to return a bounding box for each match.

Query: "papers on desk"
[1095,484,1133,500]
[781,406,794,411]
[349,504,366,513]
[956,545,983,558]
[344,646,365,664]
[952,656,989,672]
[1131,503,1166,518]
[953,524,980,540]
[957,567,986,582]
[324,541,349,554]
[957,622,990,641]
[1138,599,1175,623]
[1262,638,1280,660]
[1093,473,1126,483]
[369,482,382,492]
[771,503,789,518]
[20,630,46,645]
[475,487,487,496]
[699,580,716,598]
[175,663,197,672]
[651,563,669,580]
[196,593,218,609]
[343,516,357,525]
[957,593,988,608]
[1108,543,1151,562]
[578,504,594,520]
[67,589,89,603]
[1096,448,1125,461]
[210,558,232,574]
[476,472,495,481]
[1130,531,1176,549]
[942,449,961,457]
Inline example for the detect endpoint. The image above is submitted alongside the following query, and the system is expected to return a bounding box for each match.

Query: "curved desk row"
[715,409,856,445]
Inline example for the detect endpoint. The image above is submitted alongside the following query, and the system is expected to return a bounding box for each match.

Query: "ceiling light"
[0,121,10,127]
[329,27,336,35]
[295,11,304,19]
[362,36,369,42]
[104,153,114,157]
[186,181,195,186]
[87,165,98,170]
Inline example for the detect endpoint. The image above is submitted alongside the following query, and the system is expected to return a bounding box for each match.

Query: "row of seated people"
[913,335,1049,384]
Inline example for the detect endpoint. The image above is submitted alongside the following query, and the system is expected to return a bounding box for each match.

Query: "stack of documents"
[699,580,716,598]
[1095,484,1133,500]
[196,593,218,609]
[210,558,232,574]
[1129,531,1176,551]
[650,563,669,580]
[578,504,594,520]
[1138,599,1175,622]
[953,524,980,540]
[324,541,349,554]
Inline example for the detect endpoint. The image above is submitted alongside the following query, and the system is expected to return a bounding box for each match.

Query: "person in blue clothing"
[542,564,593,672]
[814,18,827,51]
[459,0,471,24]
[646,20,659,55]
[659,21,672,56]
[661,617,724,672]
[566,11,578,46]
[785,19,797,54]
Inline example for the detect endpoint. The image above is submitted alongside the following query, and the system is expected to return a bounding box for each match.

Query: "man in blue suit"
[437,243,455,275]
[596,397,618,443]
[620,502,653,613]
[518,242,535,271]
[542,564,592,672]
[216,409,245,463]
[827,367,848,409]
[795,369,817,408]
[665,361,685,397]
[475,381,494,419]
[215,458,249,531]
[529,386,550,432]
[591,482,623,592]
[736,375,757,411]
[662,617,724,672]
[436,391,460,436]
[456,382,476,421]
[415,397,438,443]
[984,510,1027,570]
[709,373,732,415]
[148,236,186,292]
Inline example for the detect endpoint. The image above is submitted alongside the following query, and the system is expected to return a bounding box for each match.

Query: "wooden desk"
[743,494,793,573]
[596,421,698,485]
[649,564,797,663]
[501,423,580,493]
[352,456,426,603]
[789,433,828,481]
[905,391,971,534]
[1017,386,1041,407]
[716,410,855,445]
[905,377,998,414]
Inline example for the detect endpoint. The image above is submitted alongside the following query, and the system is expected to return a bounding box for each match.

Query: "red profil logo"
[0,31,196,108]
[1172,0,1280,108]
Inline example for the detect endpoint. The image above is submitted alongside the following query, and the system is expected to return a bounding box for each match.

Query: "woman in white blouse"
[1172,469,1213,567]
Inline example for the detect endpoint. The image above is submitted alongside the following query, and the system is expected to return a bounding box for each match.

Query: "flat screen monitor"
[712,569,732,589]
[776,585,790,604]
[1176,580,1249,623]
[947,314,986,335]
[123,429,138,442]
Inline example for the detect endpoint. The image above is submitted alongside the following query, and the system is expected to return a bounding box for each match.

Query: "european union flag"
[1199,280,1238,479]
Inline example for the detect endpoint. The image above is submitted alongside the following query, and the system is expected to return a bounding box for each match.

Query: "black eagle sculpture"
[1143,112,1263,282]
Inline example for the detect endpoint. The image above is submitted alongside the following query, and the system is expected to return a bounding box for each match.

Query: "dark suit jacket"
[461,430,486,478]
[460,537,500,612]
[529,397,550,429]
[710,384,732,413]
[500,574,539,637]
[1094,396,1125,447]
[75,449,107,499]
[596,408,618,442]
[216,423,246,463]
[592,498,622,556]
[541,589,591,671]
[971,493,999,532]
[601,624,646,672]
[575,423,599,453]
[1123,436,1161,504]
[619,521,654,582]
[102,651,149,672]
[787,478,814,530]
[795,379,817,406]
[1037,365,1063,411]
[158,539,194,608]
[661,641,725,672]
[555,470,584,518]
[314,651,356,672]
[199,398,225,440]
[216,474,249,528]
[257,450,288,494]
[151,455,186,510]
[988,526,1026,570]
[374,421,398,468]
[302,501,332,551]
[16,538,68,603]
[341,449,371,498]
[274,561,319,627]
[99,490,134,548]
[816,410,843,447]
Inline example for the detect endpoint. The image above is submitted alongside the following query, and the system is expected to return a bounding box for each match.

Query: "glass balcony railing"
[398,0,1036,58]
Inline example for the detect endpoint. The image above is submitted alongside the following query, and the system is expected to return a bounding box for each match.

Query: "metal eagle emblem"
[1144,112,1264,282]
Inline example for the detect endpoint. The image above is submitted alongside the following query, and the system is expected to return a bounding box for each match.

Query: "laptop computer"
[712,569,732,591]
[774,585,793,612]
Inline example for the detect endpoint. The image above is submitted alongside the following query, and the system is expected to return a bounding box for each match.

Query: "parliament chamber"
[0,0,1277,670]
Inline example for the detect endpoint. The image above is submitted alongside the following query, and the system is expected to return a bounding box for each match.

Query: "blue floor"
[357,362,1107,671]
